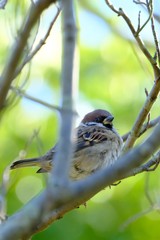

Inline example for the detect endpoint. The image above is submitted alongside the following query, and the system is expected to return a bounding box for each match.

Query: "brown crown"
[81,109,113,123]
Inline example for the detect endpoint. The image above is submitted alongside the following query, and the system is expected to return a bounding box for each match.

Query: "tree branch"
[36,149,160,233]
[1,1,160,239]
[104,0,160,151]
[1,121,159,238]
[0,167,10,223]
[122,115,160,141]
[149,1,160,67]
[13,5,61,80]
[0,0,55,111]
[123,71,160,152]
[49,0,78,192]
[105,0,160,76]
[124,150,160,178]
[0,0,8,9]
[10,86,62,112]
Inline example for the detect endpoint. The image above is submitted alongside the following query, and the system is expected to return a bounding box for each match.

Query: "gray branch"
[49,0,78,195]
[104,0,160,151]
[0,0,8,9]
[1,1,160,239]
[0,0,54,111]
[0,123,160,239]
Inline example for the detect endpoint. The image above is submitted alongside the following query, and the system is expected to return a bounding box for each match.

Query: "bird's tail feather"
[10,158,40,170]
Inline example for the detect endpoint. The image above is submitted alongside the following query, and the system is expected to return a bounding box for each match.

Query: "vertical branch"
[0,0,53,111]
[51,0,78,189]
[105,0,160,151]
[0,168,10,223]
[149,0,160,67]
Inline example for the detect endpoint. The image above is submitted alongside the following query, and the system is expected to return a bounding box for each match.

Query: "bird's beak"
[103,116,114,125]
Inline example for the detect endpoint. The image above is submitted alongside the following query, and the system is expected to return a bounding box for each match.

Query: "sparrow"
[10,109,123,180]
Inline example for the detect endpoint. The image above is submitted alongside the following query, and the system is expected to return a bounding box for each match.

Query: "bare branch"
[123,75,160,151]
[0,0,8,9]
[13,5,61,80]
[133,1,147,6]
[121,162,160,230]
[1,1,160,238]
[105,0,160,76]
[0,167,10,223]
[120,207,152,230]
[24,150,160,234]
[127,150,160,177]
[10,86,62,112]
[122,115,160,141]
[71,122,160,201]
[149,1,160,66]
[0,121,160,239]
[135,1,152,35]
[0,0,54,111]
[111,0,160,151]
[50,0,78,191]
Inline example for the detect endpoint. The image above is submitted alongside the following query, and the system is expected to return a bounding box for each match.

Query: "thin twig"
[120,154,160,230]
[134,0,160,66]
[120,207,152,230]
[135,0,153,35]
[137,11,141,32]
[0,167,10,223]
[104,0,160,151]
[0,0,54,111]
[144,172,154,205]
[149,1,160,67]
[129,151,160,177]
[122,115,160,141]
[10,86,62,112]
[129,42,152,77]
[123,76,160,151]
[133,0,147,7]
[134,0,160,24]
[13,6,61,80]
[105,0,159,76]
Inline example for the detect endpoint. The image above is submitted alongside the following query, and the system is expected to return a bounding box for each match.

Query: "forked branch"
[0,0,55,111]
[105,0,160,151]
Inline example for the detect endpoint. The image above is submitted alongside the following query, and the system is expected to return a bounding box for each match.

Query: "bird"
[10,109,123,180]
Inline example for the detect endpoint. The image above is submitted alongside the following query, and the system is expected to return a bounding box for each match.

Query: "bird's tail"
[10,158,40,170]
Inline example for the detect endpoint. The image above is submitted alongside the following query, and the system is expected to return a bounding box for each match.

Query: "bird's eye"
[95,117,100,122]
[95,117,104,123]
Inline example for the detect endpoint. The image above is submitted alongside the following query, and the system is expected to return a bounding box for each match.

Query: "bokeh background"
[1,0,160,239]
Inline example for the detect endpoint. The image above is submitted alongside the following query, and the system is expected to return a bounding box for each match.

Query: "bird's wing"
[75,126,108,152]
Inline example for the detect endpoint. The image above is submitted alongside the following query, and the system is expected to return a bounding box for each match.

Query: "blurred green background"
[0,0,160,239]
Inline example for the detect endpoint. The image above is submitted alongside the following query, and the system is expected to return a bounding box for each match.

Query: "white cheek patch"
[80,122,104,127]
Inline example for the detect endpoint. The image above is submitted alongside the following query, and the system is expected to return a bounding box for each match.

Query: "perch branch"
[24,149,160,234]
[0,122,160,239]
